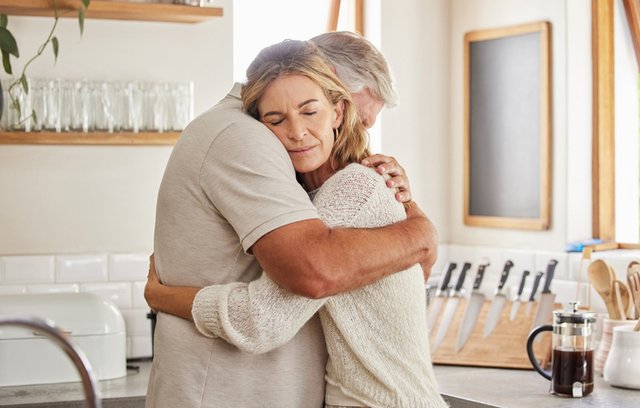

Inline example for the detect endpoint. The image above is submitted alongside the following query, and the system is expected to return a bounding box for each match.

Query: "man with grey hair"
[146,31,436,408]
[312,31,396,128]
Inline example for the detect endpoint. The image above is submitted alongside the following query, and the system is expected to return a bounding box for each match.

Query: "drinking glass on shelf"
[60,79,93,132]
[59,79,76,132]
[27,78,46,132]
[3,78,32,131]
[163,82,177,132]
[78,79,94,132]
[0,79,13,130]
[173,81,193,131]
[117,81,142,133]
[140,81,159,132]
[93,81,115,133]
[43,78,61,132]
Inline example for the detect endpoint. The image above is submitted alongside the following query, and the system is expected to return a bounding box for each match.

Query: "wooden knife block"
[428,298,561,369]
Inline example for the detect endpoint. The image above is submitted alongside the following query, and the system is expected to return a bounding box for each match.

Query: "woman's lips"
[288,146,316,154]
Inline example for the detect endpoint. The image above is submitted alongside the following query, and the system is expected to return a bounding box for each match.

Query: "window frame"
[592,0,640,248]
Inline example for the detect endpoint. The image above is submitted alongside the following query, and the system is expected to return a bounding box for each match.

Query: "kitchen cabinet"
[0,0,224,145]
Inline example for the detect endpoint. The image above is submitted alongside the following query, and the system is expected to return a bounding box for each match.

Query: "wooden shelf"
[0,0,223,24]
[0,130,180,145]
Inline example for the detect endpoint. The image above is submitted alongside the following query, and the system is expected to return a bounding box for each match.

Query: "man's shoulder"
[179,98,272,149]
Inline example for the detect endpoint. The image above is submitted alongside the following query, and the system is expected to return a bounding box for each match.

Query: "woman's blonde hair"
[241,39,370,171]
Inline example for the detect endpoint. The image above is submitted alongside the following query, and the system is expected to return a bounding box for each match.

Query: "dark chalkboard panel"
[463,21,552,230]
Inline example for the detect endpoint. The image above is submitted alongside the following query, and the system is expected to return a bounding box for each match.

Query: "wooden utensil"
[628,269,640,322]
[627,262,640,319]
[613,280,629,320]
[588,260,617,319]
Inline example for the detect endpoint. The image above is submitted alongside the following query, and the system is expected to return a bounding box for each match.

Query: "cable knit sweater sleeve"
[190,163,388,354]
[191,272,327,354]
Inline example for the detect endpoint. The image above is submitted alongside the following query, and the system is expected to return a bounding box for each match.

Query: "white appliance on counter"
[0,292,127,386]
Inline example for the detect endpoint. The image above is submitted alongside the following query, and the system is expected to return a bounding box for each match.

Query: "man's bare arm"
[252,201,437,299]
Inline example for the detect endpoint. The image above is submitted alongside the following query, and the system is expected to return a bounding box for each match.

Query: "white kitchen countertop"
[0,360,638,407]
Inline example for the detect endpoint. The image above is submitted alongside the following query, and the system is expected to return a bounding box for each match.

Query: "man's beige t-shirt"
[146,84,327,408]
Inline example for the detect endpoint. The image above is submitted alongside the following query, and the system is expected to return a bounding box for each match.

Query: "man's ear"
[333,99,345,128]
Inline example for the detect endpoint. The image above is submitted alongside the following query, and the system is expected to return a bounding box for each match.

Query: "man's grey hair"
[310,31,398,107]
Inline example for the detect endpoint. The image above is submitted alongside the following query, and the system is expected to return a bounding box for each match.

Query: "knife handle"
[542,259,558,293]
[497,260,514,290]
[454,262,472,292]
[517,270,530,296]
[529,271,544,301]
[473,263,488,290]
[439,262,457,292]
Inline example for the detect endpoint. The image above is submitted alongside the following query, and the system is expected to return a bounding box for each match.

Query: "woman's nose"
[286,119,306,140]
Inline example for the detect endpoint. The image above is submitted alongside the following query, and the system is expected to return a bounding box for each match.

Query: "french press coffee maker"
[527,301,597,397]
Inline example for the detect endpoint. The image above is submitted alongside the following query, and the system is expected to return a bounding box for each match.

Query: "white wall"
[0,0,233,255]
[379,0,451,237]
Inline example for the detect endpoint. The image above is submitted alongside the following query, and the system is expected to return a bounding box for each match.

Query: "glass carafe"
[527,301,597,397]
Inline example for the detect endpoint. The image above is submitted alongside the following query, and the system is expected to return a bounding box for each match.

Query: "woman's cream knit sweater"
[192,163,448,408]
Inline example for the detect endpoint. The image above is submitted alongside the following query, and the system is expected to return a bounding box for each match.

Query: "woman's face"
[258,74,343,175]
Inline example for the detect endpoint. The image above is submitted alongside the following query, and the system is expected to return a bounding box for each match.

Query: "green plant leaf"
[82,0,91,8]
[78,9,85,35]
[51,36,59,61]
[20,74,28,94]
[0,27,19,57]
[32,109,38,125]
[0,14,7,29]
[1,49,12,75]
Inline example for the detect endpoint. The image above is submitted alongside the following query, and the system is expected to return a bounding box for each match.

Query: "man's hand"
[361,154,411,203]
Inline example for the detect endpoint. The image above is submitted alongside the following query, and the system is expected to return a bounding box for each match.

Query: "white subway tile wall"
[80,282,133,309]
[0,253,152,359]
[56,254,109,283]
[2,256,55,284]
[109,253,149,282]
[132,281,149,308]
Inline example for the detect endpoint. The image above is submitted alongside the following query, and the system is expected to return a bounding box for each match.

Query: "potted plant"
[0,0,90,125]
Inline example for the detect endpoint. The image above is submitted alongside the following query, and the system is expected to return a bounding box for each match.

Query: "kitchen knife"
[531,259,558,331]
[432,262,472,350]
[509,270,530,321]
[482,260,514,338]
[454,262,489,353]
[427,262,457,331]
[524,271,544,316]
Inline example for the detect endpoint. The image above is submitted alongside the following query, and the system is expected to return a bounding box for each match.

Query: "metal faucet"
[0,316,102,408]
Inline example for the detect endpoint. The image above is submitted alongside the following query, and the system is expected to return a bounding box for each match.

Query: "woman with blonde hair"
[146,39,447,408]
